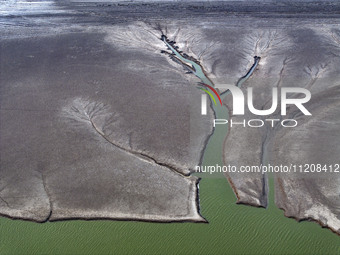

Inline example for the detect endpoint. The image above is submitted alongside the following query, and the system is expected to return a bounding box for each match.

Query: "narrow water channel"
[161,35,259,170]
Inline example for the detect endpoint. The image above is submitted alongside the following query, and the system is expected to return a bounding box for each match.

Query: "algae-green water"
[1,46,339,254]
[1,178,340,254]
[1,123,340,254]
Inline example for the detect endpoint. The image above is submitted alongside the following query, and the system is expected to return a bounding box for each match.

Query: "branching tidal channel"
[160,34,260,167]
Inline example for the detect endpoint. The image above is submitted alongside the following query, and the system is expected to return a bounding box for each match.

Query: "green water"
[1,122,340,254]
[1,37,340,255]
[1,177,340,254]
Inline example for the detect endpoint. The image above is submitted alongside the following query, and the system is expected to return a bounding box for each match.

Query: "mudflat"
[1,0,340,235]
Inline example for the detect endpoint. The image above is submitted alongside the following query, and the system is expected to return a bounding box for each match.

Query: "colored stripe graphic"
[200,83,223,106]
[199,88,217,105]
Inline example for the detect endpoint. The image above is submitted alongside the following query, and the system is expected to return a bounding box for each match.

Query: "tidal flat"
[1,177,340,254]
[1,1,340,254]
